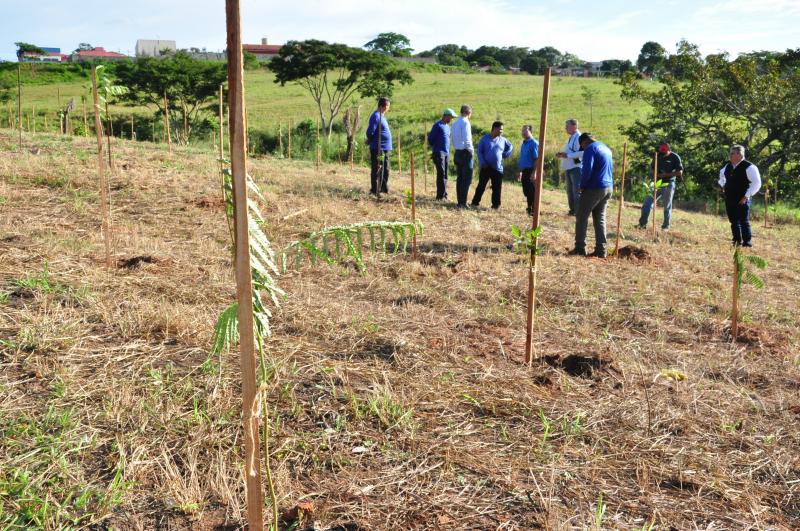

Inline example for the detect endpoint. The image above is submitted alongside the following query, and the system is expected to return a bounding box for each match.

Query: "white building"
[135,39,177,57]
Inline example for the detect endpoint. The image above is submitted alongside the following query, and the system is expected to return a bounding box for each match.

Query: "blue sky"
[2,0,798,62]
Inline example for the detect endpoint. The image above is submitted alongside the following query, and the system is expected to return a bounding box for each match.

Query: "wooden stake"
[163,90,172,153]
[105,101,114,170]
[422,124,429,193]
[226,2,265,529]
[764,186,769,228]
[219,84,225,159]
[316,119,321,169]
[131,114,135,140]
[82,96,88,136]
[17,64,22,148]
[731,253,739,341]
[44,113,48,132]
[183,102,188,144]
[91,66,112,269]
[410,151,417,259]
[278,122,283,156]
[397,133,402,175]
[288,119,292,160]
[652,152,658,238]
[524,67,552,366]
[31,106,35,134]
[613,142,628,258]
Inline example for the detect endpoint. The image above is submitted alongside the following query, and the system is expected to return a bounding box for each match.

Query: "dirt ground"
[1,131,798,530]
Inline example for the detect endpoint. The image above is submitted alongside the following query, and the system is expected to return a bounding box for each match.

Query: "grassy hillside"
[1,130,798,529]
[5,68,647,153]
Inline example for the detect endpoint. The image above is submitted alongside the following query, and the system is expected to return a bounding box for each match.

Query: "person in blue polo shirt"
[365,97,392,196]
[569,132,613,257]
[428,108,457,200]
[517,125,539,216]
[471,121,513,209]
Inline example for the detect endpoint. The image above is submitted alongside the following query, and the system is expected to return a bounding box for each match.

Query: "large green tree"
[620,47,800,201]
[636,41,668,78]
[270,40,413,138]
[113,51,226,139]
[364,32,413,57]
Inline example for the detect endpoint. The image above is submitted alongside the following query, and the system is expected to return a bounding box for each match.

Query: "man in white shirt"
[451,105,474,208]
[555,119,583,216]
[718,144,761,247]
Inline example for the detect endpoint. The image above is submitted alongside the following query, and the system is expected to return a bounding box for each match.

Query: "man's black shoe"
[589,251,607,258]
[742,242,753,247]
[567,248,586,256]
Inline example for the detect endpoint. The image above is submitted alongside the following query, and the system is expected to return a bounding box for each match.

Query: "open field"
[5,69,647,152]
[1,130,799,529]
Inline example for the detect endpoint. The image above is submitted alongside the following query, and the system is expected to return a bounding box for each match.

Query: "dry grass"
[1,130,799,530]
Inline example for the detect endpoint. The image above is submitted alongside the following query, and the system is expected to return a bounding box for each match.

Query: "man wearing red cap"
[638,142,683,230]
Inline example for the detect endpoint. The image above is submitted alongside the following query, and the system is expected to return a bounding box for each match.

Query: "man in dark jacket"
[718,144,761,247]
[428,108,457,200]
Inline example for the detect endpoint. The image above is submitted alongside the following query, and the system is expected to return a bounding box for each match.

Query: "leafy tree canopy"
[74,43,94,53]
[113,51,226,131]
[636,41,668,77]
[15,42,46,57]
[364,32,413,57]
[620,45,800,202]
[270,39,413,137]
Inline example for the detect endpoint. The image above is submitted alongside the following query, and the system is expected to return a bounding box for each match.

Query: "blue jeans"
[725,195,752,245]
[565,167,581,214]
[638,180,675,228]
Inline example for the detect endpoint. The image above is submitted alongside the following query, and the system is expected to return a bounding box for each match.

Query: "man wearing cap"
[638,142,683,230]
[366,97,392,196]
[719,144,761,247]
[471,121,513,209]
[451,105,474,208]
[428,109,457,200]
[556,119,583,216]
[569,132,613,257]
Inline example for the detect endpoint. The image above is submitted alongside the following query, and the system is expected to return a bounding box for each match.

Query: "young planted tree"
[730,248,767,341]
[580,85,600,128]
[270,40,413,138]
[93,65,129,168]
[343,106,361,165]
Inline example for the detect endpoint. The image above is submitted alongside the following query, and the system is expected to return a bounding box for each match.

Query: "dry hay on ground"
[1,131,799,530]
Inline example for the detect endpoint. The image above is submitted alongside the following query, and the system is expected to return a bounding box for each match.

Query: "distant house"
[18,47,66,63]
[136,39,177,57]
[71,47,128,62]
[243,38,283,61]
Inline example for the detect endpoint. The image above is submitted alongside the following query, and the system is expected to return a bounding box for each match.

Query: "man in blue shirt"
[517,125,540,216]
[471,121,513,210]
[556,119,583,216]
[569,132,614,257]
[428,108,457,200]
[365,97,392,196]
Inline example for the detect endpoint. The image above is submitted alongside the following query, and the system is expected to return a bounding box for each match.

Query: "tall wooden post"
[652,152,658,238]
[764,185,769,228]
[131,114,135,140]
[278,122,283,156]
[163,90,172,153]
[410,151,417,259]
[288,119,292,160]
[105,102,114,169]
[524,67,551,366]
[225,1,265,529]
[183,103,188,144]
[613,142,628,258]
[91,66,112,269]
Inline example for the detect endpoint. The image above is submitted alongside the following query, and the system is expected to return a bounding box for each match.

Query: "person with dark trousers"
[719,144,761,247]
[569,132,614,257]
[366,97,392,196]
[517,125,539,216]
[471,121,513,210]
[428,108,457,200]
[451,105,474,208]
[638,142,683,230]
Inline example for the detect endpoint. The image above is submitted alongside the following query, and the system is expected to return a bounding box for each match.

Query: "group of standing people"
[365,99,762,254]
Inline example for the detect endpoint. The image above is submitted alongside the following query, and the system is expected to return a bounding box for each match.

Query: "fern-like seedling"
[734,247,767,290]
[280,220,423,274]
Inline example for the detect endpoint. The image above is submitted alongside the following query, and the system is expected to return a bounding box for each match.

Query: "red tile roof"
[75,47,127,58]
